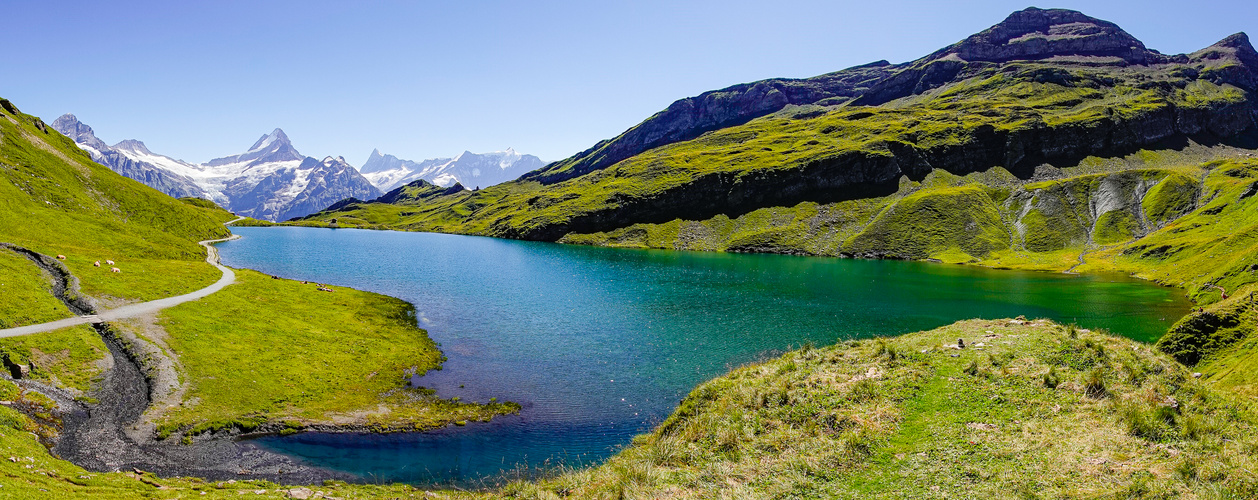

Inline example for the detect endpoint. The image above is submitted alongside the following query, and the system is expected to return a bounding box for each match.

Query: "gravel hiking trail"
[0,217,245,338]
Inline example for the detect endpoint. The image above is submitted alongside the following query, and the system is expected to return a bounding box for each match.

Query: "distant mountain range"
[52,116,380,221]
[51,115,207,200]
[51,115,541,220]
[359,148,544,191]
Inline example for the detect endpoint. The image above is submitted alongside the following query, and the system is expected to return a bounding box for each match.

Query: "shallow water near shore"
[216,227,1190,486]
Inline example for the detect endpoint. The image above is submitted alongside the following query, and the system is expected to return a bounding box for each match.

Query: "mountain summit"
[50,114,206,199]
[50,114,109,151]
[206,127,304,167]
[936,7,1160,64]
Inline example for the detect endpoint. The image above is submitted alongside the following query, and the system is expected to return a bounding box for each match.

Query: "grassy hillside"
[6,318,1255,499]
[505,319,1258,498]
[148,269,518,441]
[0,246,74,327]
[0,325,108,396]
[4,8,1258,498]
[0,101,232,303]
[556,155,1258,304]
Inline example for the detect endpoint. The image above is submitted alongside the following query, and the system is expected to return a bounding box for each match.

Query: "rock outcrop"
[522,61,900,184]
[937,7,1163,64]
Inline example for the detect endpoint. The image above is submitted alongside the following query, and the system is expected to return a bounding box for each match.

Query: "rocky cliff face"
[50,114,208,199]
[499,11,1258,241]
[525,8,1258,188]
[284,8,1258,243]
[851,9,1256,107]
[523,61,900,184]
[495,93,1255,242]
[562,165,1218,266]
[50,114,109,150]
[937,7,1162,64]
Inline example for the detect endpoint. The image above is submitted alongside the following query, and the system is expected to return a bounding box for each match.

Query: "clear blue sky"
[1,1,1254,166]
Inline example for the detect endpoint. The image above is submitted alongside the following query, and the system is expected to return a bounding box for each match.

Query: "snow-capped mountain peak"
[53,116,380,221]
[358,148,545,191]
[248,128,291,153]
[112,139,154,155]
[50,114,207,200]
[207,127,303,167]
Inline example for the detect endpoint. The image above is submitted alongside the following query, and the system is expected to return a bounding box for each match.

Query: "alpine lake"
[214,226,1191,487]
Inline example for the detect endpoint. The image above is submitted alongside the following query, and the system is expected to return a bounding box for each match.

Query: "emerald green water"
[215,227,1190,486]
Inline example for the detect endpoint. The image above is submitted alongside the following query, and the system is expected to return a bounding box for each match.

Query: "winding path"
[0,217,244,338]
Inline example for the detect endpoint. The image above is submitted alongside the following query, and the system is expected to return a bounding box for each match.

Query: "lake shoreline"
[199,226,1190,484]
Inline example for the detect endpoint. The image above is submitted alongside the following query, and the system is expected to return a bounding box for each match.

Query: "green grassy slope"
[508,319,1258,498]
[152,270,518,440]
[559,156,1258,302]
[0,102,230,302]
[0,247,73,327]
[0,325,108,396]
[8,318,1255,499]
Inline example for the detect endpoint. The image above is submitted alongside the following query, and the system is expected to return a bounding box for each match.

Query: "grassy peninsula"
[145,269,518,441]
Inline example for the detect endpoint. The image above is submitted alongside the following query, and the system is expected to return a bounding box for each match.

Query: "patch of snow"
[431,173,459,187]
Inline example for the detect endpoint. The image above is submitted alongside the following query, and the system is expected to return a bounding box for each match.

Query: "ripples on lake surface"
[216,227,1190,486]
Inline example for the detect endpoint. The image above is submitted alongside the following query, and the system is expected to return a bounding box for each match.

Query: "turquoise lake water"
[214,226,1191,486]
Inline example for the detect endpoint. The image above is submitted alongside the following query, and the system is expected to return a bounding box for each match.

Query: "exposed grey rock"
[938,8,1162,64]
[51,114,112,152]
[50,114,208,199]
[51,119,381,220]
[2,352,30,379]
[523,7,1258,192]
[226,156,381,222]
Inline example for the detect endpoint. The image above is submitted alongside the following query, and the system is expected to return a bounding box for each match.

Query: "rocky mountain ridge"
[525,8,1258,186]
[50,116,380,221]
[49,115,207,199]
[360,148,543,191]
